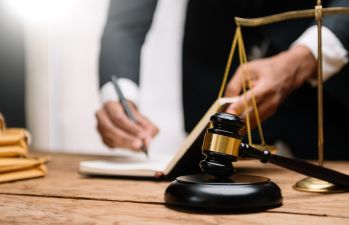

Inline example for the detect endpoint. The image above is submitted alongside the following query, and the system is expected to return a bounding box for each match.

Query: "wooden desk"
[0,152,348,225]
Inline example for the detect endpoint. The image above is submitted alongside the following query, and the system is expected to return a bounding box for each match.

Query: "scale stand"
[292,1,347,193]
[218,0,349,193]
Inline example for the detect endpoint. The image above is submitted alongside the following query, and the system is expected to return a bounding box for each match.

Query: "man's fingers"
[225,84,265,123]
[138,116,159,137]
[104,101,146,139]
[255,92,281,121]
[135,113,159,136]
[226,86,260,116]
[104,128,143,151]
[226,96,259,130]
[128,102,159,137]
[96,109,143,151]
[101,136,114,148]
[225,67,244,97]
[226,86,279,130]
[131,112,159,148]
[225,96,244,116]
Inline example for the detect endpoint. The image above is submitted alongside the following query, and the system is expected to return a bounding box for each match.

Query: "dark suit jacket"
[99,0,349,159]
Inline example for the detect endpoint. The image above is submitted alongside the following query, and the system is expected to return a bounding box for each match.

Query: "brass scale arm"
[234,7,349,27]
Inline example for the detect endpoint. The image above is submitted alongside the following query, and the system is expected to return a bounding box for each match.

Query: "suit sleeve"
[99,0,158,87]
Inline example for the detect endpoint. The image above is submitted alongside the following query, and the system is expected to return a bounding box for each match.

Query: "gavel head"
[199,112,245,178]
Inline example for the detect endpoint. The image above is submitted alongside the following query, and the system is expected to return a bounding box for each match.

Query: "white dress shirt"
[293,25,348,85]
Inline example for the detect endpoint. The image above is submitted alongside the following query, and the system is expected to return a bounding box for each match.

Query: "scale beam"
[235,7,349,27]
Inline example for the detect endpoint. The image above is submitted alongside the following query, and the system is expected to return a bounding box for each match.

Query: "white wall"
[23,0,188,154]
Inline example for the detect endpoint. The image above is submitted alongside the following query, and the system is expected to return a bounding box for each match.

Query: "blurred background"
[0,0,188,154]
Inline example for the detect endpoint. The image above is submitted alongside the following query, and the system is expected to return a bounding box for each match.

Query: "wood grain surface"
[1,194,348,225]
[0,152,348,224]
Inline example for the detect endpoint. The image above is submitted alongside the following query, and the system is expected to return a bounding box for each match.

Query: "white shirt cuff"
[292,25,348,85]
[100,78,140,105]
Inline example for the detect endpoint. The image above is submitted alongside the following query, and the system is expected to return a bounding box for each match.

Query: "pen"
[111,75,148,158]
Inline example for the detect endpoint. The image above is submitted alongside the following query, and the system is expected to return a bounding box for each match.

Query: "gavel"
[200,112,349,187]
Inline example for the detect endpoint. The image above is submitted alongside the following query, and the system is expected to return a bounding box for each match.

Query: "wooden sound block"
[164,174,282,212]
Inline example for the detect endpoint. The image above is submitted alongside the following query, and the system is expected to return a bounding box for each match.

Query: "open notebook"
[79,97,237,179]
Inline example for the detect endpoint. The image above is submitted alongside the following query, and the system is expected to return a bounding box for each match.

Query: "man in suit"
[96,0,349,159]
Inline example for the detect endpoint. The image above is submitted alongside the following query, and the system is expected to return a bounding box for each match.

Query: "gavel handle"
[239,143,349,187]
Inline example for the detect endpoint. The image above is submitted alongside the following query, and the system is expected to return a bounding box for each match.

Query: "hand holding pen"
[95,75,159,156]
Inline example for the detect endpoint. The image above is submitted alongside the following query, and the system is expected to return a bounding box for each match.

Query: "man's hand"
[225,45,317,128]
[95,100,159,151]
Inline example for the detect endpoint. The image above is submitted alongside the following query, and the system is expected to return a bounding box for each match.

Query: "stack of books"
[0,113,47,183]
